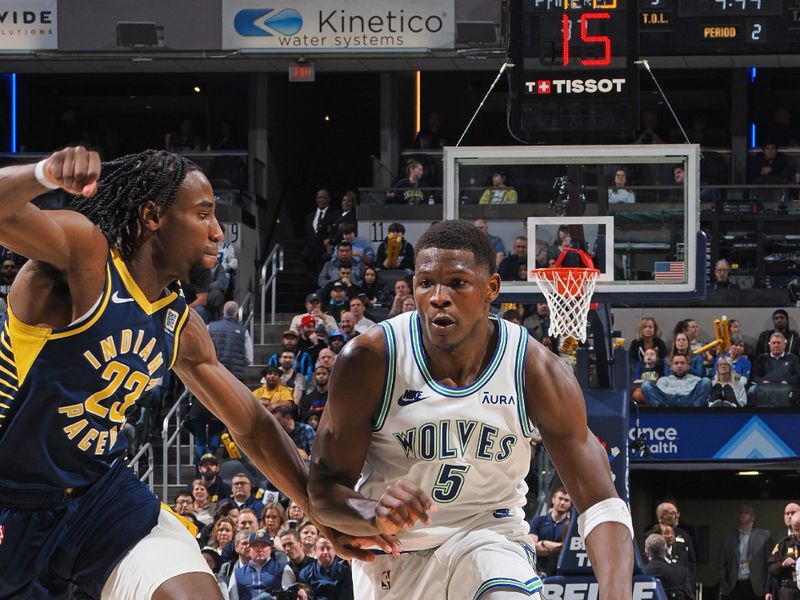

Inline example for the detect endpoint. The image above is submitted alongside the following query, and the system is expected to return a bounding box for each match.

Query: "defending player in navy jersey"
[309,220,634,600]
[0,147,379,600]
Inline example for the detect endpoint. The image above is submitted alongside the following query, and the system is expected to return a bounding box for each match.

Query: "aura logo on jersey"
[233,9,303,36]
[524,78,627,95]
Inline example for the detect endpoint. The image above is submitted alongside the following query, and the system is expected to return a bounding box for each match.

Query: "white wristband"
[34,159,60,190]
[577,498,634,541]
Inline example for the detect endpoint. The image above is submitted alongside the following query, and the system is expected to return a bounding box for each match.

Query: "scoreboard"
[639,0,800,55]
[509,0,639,140]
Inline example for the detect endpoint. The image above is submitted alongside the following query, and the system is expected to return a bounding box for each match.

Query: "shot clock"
[509,0,639,140]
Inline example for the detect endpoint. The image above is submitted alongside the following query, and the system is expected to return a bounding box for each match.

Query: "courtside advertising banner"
[0,0,57,50]
[222,0,455,50]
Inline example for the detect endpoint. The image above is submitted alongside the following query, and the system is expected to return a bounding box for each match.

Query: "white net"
[531,268,600,343]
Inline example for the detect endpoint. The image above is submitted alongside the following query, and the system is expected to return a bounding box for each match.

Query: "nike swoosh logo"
[398,395,428,406]
[111,291,135,304]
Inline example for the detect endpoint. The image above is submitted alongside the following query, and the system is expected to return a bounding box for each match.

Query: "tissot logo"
[234,8,303,37]
[525,78,626,95]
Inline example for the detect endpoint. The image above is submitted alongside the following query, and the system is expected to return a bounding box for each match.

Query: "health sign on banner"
[0,0,57,50]
[222,0,454,51]
[629,411,800,462]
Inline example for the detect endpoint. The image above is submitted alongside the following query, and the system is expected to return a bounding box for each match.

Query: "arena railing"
[259,244,284,344]
[130,441,155,491]
[161,388,192,502]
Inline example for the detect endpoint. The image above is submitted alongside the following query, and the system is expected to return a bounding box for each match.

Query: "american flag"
[654,261,685,281]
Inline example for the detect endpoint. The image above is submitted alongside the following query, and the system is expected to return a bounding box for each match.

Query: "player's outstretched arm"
[0,147,102,270]
[308,328,434,541]
[526,340,633,600]
[174,309,310,511]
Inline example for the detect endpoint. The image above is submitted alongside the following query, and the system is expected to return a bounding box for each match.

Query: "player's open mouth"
[431,315,456,329]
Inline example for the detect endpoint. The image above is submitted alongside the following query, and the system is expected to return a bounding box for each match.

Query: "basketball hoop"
[530,248,600,343]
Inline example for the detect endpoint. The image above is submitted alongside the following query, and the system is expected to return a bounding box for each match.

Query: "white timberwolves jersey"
[357,311,535,552]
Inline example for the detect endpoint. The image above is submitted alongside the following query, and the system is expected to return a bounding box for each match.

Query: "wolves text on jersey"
[392,420,518,462]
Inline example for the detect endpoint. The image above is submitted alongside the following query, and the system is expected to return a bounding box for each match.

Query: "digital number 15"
[562,12,612,67]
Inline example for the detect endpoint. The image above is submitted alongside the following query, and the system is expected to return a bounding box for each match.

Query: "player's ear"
[140,201,160,231]
[486,272,501,302]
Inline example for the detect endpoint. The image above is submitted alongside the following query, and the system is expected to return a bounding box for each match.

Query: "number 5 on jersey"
[432,464,471,503]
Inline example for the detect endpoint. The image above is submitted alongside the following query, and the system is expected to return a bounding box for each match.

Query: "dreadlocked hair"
[72,149,199,259]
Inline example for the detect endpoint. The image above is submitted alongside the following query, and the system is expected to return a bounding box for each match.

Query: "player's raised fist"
[38,146,101,197]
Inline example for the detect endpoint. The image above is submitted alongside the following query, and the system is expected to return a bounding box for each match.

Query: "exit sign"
[289,62,315,82]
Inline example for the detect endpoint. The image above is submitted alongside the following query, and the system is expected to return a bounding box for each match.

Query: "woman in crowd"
[548,225,571,262]
[629,317,668,376]
[360,265,382,307]
[608,168,636,204]
[479,169,518,204]
[299,522,319,558]
[709,356,747,407]
[261,501,287,548]
[191,478,216,526]
[666,331,705,377]
[207,516,236,554]
[401,296,416,313]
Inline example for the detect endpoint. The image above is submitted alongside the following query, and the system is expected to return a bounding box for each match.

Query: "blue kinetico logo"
[234,8,303,37]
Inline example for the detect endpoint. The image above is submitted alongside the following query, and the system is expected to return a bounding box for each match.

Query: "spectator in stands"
[281,530,316,579]
[415,111,446,149]
[333,222,373,265]
[299,523,319,558]
[767,511,800,599]
[752,331,800,392]
[523,303,551,343]
[304,188,341,285]
[324,282,350,323]
[299,364,329,423]
[220,531,252,586]
[713,335,752,381]
[748,142,796,185]
[330,191,358,244]
[261,502,288,548]
[208,300,253,383]
[682,319,705,353]
[718,505,773,600]
[652,524,693,578]
[730,320,756,361]
[272,404,316,459]
[632,348,661,397]
[327,330,345,355]
[199,453,232,503]
[236,508,260,535]
[643,534,693,600]
[708,356,747,408]
[499,236,527,281]
[172,490,198,525]
[188,394,225,466]
[608,168,636,204]
[291,293,338,336]
[383,277,412,315]
[348,296,375,333]
[228,529,295,599]
[253,366,294,409]
[479,169,518,205]
[641,354,712,407]
[712,258,739,290]
[299,537,354,600]
[268,330,313,377]
[229,474,265,517]
[473,218,506,268]
[644,502,698,582]
[666,332,705,377]
[388,159,426,205]
[218,224,239,299]
[338,312,358,342]
[316,348,336,370]
[547,226,570,263]
[277,348,305,405]
[756,309,800,358]
[320,264,362,304]
[192,479,216,526]
[0,256,19,302]
[630,317,668,375]
[376,222,415,271]
[359,265,382,307]
[401,296,416,313]
[529,486,572,577]
[318,240,364,288]
[209,516,237,555]
[635,109,666,145]
[296,316,327,366]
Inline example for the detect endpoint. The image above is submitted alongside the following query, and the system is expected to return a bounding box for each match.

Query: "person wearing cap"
[198,452,232,503]
[320,264,362,305]
[478,169,518,205]
[324,282,350,323]
[296,315,328,366]
[267,330,314,378]
[272,404,316,459]
[327,330,346,355]
[299,364,330,422]
[317,240,365,289]
[253,366,294,409]
[756,309,800,358]
[290,293,338,336]
[228,529,295,600]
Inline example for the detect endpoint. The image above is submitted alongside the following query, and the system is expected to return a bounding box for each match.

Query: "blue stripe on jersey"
[514,325,533,438]
[409,312,508,398]
[473,576,543,600]
[374,321,396,432]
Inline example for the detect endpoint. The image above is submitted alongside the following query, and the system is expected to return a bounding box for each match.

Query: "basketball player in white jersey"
[309,220,633,599]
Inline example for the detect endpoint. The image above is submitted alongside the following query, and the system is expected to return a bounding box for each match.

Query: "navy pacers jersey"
[0,248,189,492]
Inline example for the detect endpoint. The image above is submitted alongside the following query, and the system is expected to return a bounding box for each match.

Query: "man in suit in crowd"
[643,533,693,600]
[303,188,341,284]
[719,504,773,600]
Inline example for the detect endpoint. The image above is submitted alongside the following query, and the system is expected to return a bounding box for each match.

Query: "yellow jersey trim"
[111,248,177,316]
[49,265,113,340]
[169,304,191,369]
[160,502,198,537]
